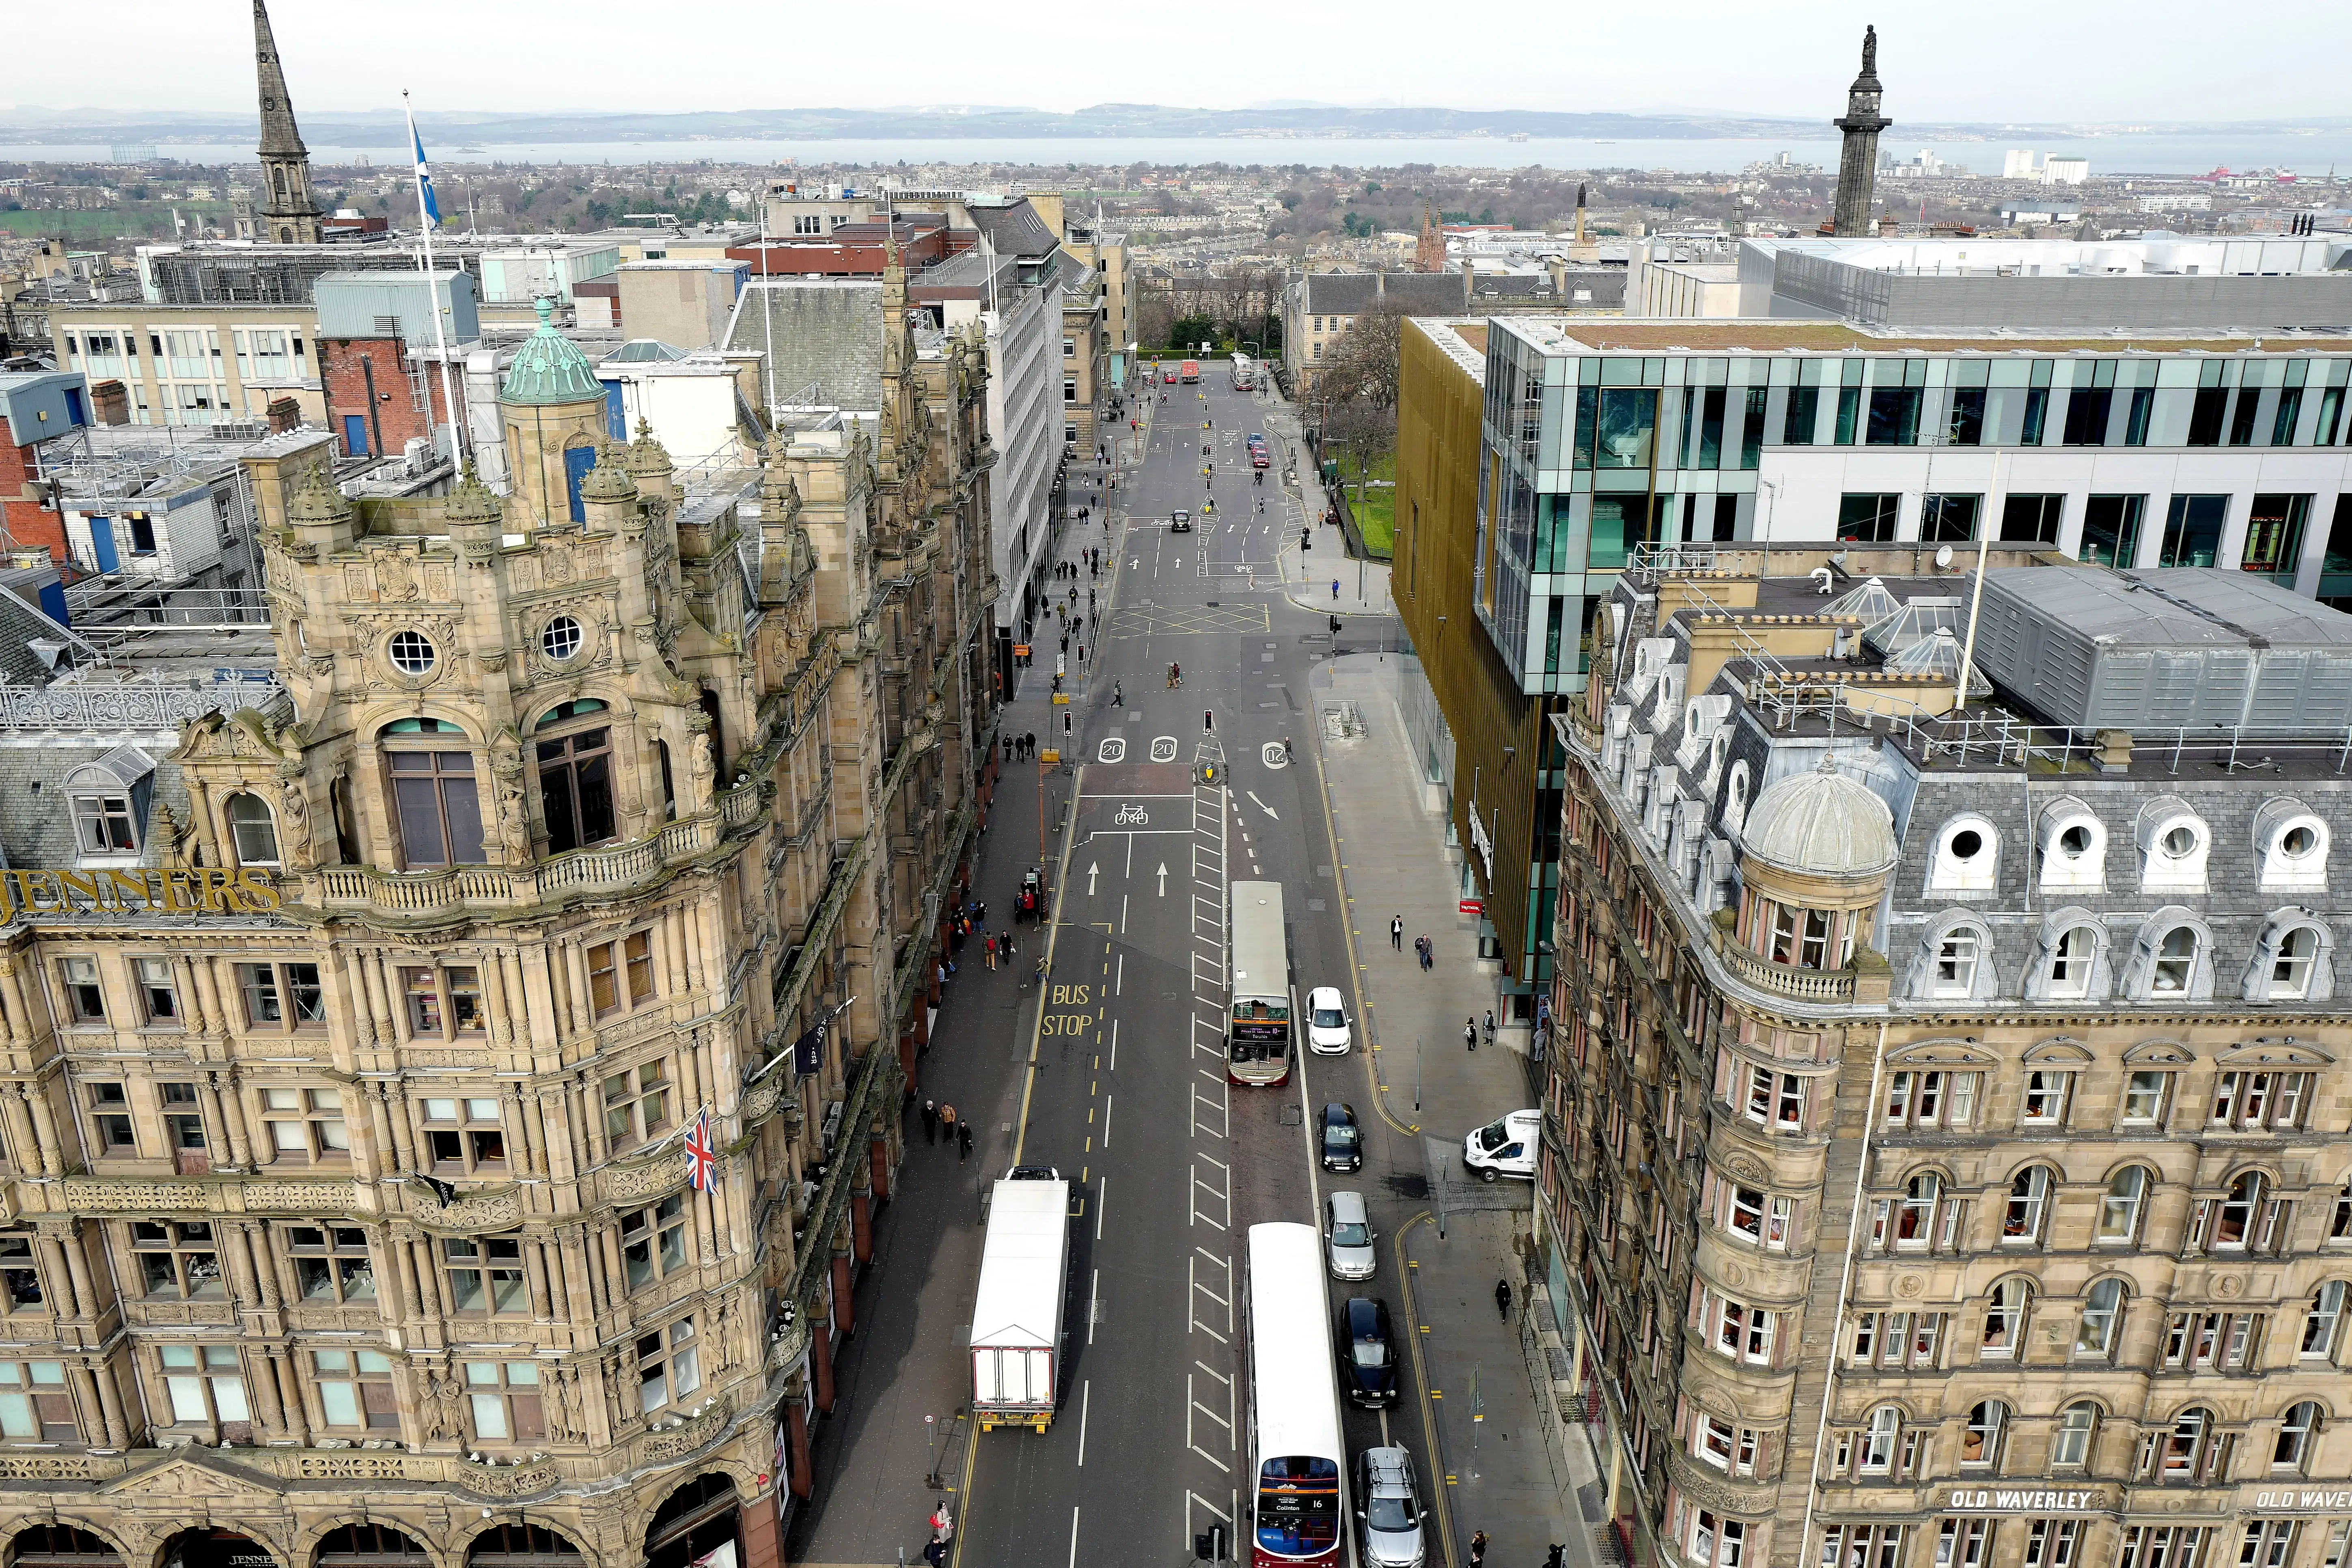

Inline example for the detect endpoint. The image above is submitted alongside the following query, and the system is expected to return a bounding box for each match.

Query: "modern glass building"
[1468,320,2352,697]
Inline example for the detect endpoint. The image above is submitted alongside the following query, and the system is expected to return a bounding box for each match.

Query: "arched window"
[2302,1281,2347,1361]
[2161,1407,2223,1482]
[536,703,617,854]
[317,1523,431,1563]
[224,792,280,868]
[2077,1279,2127,1359]
[1962,1401,2008,1470]
[2051,1401,2098,1467]
[2003,1167,2052,1246]
[6,1524,124,1568]
[1770,903,1836,970]
[1859,1406,1900,1474]
[1933,927,1980,996]
[1894,1173,1940,1250]
[381,719,483,869]
[2214,1173,2266,1251]
[2097,1167,2151,1244]
[2270,927,2321,999]
[2048,925,2098,998]
[1981,1278,2031,1358]
[2275,1402,2323,1474]
[2152,926,2198,994]
[1725,762,1751,833]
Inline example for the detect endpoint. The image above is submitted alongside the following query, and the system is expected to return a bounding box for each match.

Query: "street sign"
[1013,644,1030,658]
[1052,692,1070,705]
[1459,898,1484,916]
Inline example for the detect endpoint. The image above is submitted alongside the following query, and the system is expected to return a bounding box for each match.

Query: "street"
[787,369,1559,1568]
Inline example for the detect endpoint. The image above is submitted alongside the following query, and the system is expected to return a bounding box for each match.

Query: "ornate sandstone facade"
[0,264,996,1568]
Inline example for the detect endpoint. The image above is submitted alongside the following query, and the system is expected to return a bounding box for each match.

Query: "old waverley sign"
[1941,1487,2111,1515]
[0,868,281,917]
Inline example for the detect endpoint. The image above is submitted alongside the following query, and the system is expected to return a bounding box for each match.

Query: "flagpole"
[404,90,468,470]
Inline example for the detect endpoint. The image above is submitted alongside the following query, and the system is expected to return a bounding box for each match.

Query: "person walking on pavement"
[984,934,997,970]
[1391,916,1404,951]
[1331,578,1341,601]
[1465,1017,1478,1052]
[958,1120,973,1160]
[1484,1009,1497,1047]
[1112,679,1123,706]
[1469,1530,1489,1566]
[1000,931,1013,965]
[1496,1278,1513,1320]
[938,1104,957,1146]
[921,1099,938,1145]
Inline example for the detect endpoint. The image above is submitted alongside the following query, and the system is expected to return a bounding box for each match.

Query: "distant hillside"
[6,101,2351,149]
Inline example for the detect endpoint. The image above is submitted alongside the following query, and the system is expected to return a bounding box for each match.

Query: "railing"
[305,780,764,914]
[0,674,286,731]
[1712,926,1858,1003]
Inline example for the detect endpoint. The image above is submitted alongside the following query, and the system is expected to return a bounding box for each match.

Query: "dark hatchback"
[1340,1296,1398,1407]
[1320,1102,1362,1171]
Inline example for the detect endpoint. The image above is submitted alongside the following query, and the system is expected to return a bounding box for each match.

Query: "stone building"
[0,254,998,1568]
[1544,556,2352,1568]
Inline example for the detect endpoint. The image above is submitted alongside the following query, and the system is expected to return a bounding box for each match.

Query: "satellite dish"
[1934,544,1955,570]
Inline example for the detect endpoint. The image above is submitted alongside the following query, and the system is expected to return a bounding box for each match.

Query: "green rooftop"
[500,297,604,406]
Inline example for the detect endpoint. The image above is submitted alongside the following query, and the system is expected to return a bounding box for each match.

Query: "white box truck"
[970,1176,1070,1432]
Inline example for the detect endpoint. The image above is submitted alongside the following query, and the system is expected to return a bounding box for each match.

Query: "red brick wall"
[317,337,456,459]
[0,438,66,561]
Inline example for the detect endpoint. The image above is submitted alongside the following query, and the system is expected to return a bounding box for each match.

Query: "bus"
[1228,880,1292,1086]
[1246,1223,1345,1568]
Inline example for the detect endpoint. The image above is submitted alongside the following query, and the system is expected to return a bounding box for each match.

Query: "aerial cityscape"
[4,8,2352,1568]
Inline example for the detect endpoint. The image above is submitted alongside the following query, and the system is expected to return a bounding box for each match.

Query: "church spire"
[250,0,321,244]
[1831,24,1890,238]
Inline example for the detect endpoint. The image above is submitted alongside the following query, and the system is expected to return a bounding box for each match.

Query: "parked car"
[1339,1296,1398,1408]
[1463,1109,1540,1182]
[1324,1190,1376,1280]
[1354,1446,1427,1568]
[1319,1102,1362,1171]
[1306,986,1352,1054]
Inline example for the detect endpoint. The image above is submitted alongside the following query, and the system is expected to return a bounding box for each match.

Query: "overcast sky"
[4,0,2346,124]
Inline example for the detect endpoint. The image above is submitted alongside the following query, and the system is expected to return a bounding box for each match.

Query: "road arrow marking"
[1088,862,1100,895]
[1158,863,1169,896]
[1247,792,1278,821]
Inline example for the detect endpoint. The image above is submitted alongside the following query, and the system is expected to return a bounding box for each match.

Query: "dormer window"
[65,746,156,862]
[2039,806,2106,891]
[224,792,280,868]
[537,701,617,854]
[1929,816,1998,893]
[2138,803,2210,893]
[2257,804,2330,892]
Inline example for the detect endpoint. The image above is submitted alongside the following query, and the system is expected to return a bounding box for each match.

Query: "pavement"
[787,373,1577,1568]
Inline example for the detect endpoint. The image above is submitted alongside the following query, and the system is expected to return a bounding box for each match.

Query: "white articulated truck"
[969,1176,1070,1432]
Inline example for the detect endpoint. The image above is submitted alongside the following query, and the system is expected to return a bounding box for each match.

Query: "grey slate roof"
[966,200,1060,261]
[1298,272,1468,315]
[723,280,884,412]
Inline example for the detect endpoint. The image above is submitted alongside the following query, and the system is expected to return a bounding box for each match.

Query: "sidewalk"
[1261,400,1394,619]
[1310,649,1592,1568]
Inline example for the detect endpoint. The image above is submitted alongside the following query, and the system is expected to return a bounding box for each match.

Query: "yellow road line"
[1394,1212,1459,1568]
[1313,749,1416,1137]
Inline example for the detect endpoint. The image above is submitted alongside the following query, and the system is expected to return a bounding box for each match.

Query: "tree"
[1316,296,1413,414]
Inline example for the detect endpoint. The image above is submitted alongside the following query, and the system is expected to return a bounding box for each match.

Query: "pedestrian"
[1548,1546,1567,1568]
[1113,679,1123,706]
[1470,1530,1489,1566]
[1001,930,1013,962]
[1496,1278,1513,1320]
[1465,1017,1477,1052]
[977,900,987,925]
[984,934,997,970]
[1332,578,1341,601]
[1002,734,1013,762]
[1484,1010,1497,1045]
[1391,915,1404,951]
[958,1121,973,1160]
[922,1099,938,1145]
[938,1104,957,1146]
[1024,731,1035,758]
[1060,633,1069,656]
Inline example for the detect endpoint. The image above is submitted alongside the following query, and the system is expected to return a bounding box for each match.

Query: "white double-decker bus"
[1227,880,1292,1086]
[1245,1223,1345,1568]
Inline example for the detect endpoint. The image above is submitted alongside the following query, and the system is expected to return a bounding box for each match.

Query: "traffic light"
[1330,615,1342,635]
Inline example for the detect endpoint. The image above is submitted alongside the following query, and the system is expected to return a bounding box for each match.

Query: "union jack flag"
[684,1106,718,1192]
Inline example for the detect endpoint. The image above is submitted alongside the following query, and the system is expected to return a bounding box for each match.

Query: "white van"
[1463,1110,1539,1182]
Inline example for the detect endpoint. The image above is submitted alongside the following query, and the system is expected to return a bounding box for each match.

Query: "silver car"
[1325,1190,1376,1280]
[1354,1446,1427,1568]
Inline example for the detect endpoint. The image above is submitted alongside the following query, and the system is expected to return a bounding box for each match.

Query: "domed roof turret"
[1740,757,1897,878]
[578,441,636,503]
[499,297,603,407]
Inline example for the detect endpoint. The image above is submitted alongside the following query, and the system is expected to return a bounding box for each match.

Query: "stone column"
[37,1236,83,1319]
[830,1250,854,1337]
[91,1357,129,1447]
[23,1082,64,1176]
[211,1070,254,1169]
[272,1350,309,1443]
[0,1088,40,1176]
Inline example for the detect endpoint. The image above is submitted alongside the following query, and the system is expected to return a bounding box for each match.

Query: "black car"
[1320,1102,1362,1171]
[1340,1296,1398,1407]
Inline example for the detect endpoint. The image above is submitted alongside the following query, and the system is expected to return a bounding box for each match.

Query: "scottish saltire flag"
[684,1107,717,1192]
[412,126,441,225]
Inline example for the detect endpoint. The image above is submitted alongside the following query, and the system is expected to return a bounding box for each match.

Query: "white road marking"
[1102,1093,1114,1147]
[1088,1270,1100,1346]
[1069,1506,1082,1568]
[1157,862,1168,895]
[1110,1016,1119,1068]
[1246,791,1279,820]
[1078,1379,1091,1463]
[1097,1175,1107,1240]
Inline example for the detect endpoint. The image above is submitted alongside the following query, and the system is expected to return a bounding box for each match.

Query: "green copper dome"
[499,297,604,407]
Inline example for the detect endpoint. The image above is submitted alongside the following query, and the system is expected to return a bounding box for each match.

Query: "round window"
[387,630,437,676]
[1949,828,1984,860]
[2161,824,2199,858]
[2057,823,2093,856]
[542,614,584,661]
[2282,823,2320,858]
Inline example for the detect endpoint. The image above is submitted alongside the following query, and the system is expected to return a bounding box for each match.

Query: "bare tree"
[1316,296,1414,414]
